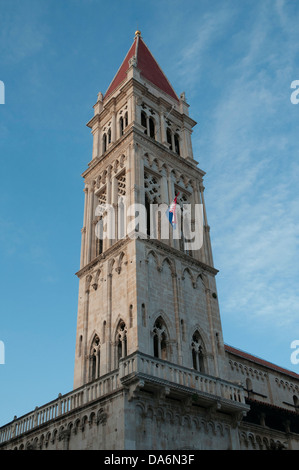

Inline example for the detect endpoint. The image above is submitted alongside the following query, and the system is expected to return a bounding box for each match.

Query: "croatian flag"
[166,193,179,229]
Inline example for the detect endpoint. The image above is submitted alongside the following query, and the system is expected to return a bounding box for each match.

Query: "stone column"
[111,110,116,143]
[172,271,182,365]
[166,168,175,248]
[87,183,95,264]
[107,271,113,373]
[92,126,100,159]
[80,185,88,269]
[159,111,167,145]
[205,284,219,377]
[82,276,91,384]
[199,183,213,266]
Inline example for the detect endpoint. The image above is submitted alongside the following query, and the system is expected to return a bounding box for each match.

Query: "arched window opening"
[191,331,204,372]
[160,332,167,360]
[166,127,172,150]
[141,111,147,134]
[293,395,298,409]
[103,321,106,343]
[96,233,103,256]
[103,134,107,153]
[119,116,124,136]
[149,117,155,139]
[153,333,159,358]
[108,128,111,144]
[116,320,128,366]
[145,193,151,237]
[129,304,133,328]
[174,133,180,155]
[153,316,168,360]
[89,335,100,382]
[78,335,83,357]
[124,111,128,127]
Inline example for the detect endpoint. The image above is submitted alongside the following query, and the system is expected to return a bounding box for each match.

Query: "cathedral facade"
[1,31,299,451]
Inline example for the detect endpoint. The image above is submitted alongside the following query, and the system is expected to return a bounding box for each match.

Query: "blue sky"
[0,0,299,426]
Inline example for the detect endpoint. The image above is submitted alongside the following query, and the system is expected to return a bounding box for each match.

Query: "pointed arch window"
[153,316,168,360]
[116,320,128,366]
[96,230,103,255]
[191,331,204,372]
[141,111,147,134]
[174,133,180,155]
[149,117,155,139]
[89,335,100,381]
[119,116,124,136]
[145,193,151,237]
[166,127,172,151]
[103,133,107,153]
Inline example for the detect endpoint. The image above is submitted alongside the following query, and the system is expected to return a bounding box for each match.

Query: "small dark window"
[153,316,168,360]
[141,111,147,134]
[103,134,107,153]
[145,194,151,237]
[153,334,159,358]
[96,237,103,255]
[149,117,155,139]
[166,128,172,150]
[174,134,180,155]
[119,117,124,136]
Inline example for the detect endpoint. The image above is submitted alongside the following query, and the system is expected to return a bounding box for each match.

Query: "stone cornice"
[140,237,219,276]
[82,125,205,181]
[75,237,131,278]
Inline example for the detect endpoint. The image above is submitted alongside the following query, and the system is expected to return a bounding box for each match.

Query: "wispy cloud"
[0,1,48,65]
[174,7,234,92]
[181,1,299,332]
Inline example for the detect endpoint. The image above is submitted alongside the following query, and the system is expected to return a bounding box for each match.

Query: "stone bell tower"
[72,31,248,449]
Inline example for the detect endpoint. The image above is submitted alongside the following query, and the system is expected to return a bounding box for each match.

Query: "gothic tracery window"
[89,335,100,381]
[141,111,147,134]
[149,117,155,139]
[116,320,128,365]
[103,133,107,153]
[166,127,172,150]
[119,116,124,136]
[174,133,180,155]
[191,330,204,372]
[153,316,168,360]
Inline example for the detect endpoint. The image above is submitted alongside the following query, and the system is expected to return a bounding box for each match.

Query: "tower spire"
[104,32,179,102]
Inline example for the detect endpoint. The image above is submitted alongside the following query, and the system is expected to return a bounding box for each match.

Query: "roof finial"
[135,29,141,38]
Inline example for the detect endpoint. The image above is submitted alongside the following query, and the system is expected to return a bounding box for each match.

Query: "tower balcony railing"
[0,351,247,445]
[119,351,247,405]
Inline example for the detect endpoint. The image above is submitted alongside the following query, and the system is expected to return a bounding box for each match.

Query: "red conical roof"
[104,32,179,102]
